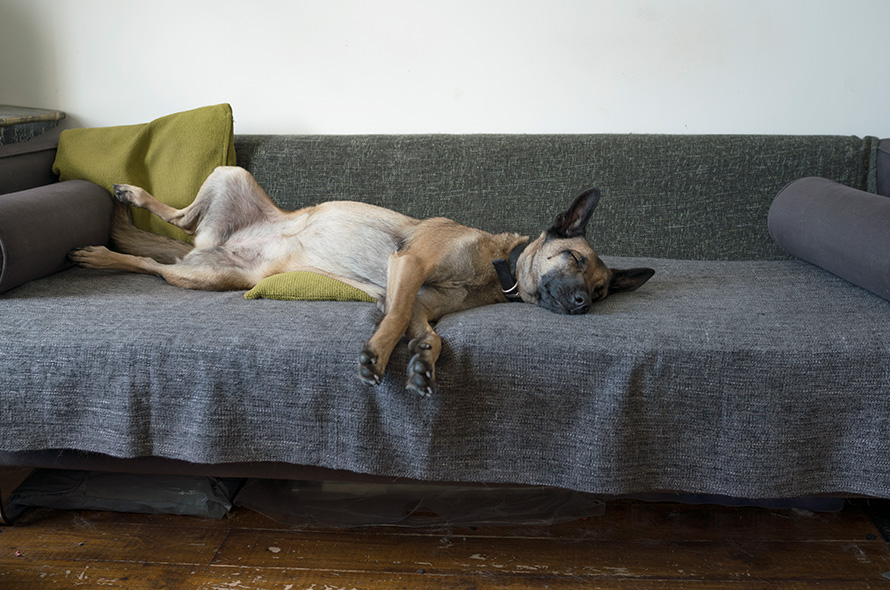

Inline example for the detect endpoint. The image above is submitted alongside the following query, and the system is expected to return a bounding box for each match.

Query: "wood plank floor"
[3,467,890,589]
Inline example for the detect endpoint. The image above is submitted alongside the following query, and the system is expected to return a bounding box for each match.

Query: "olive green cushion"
[52,104,236,242]
[244,271,376,302]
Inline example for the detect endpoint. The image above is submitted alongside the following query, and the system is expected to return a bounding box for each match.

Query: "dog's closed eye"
[565,250,587,267]
[547,250,586,266]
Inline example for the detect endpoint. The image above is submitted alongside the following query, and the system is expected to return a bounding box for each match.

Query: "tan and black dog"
[70,166,654,395]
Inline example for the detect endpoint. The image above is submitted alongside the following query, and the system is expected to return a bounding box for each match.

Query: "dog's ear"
[609,268,655,293]
[548,188,601,239]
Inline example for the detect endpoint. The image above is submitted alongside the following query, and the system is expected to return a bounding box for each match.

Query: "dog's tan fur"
[71,166,653,394]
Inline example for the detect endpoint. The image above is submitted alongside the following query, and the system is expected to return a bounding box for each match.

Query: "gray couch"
[2,133,890,503]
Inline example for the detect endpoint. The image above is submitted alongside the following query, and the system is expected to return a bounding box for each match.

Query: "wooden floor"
[3,468,890,589]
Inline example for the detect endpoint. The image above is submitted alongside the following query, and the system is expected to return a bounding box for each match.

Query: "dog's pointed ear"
[609,268,655,293]
[548,188,601,239]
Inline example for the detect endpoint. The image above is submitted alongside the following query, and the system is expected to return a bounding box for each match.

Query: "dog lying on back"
[70,166,654,395]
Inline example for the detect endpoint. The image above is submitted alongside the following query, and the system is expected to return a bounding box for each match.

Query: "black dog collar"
[492,242,528,303]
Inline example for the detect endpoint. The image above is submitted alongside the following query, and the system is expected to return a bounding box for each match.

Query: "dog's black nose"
[571,292,591,314]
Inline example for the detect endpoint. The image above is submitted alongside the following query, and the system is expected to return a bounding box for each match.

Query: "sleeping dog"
[71,166,654,394]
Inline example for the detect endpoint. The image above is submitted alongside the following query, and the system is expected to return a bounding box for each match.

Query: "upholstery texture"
[2,259,888,498]
[878,138,890,197]
[234,134,879,261]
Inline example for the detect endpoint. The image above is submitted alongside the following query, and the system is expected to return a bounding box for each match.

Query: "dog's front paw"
[358,345,384,386]
[406,354,435,397]
[406,338,436,396]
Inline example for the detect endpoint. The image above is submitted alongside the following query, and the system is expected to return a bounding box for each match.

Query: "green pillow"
[244,271,377,302]
[52,104,236,242]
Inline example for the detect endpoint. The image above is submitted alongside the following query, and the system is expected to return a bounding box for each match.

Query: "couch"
[2,132,890,510]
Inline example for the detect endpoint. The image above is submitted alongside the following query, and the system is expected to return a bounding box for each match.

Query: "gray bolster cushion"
[768,176,890,301]
[0,180,112,293]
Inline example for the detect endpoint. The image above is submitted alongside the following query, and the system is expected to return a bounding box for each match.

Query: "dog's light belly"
[224,205,408,288]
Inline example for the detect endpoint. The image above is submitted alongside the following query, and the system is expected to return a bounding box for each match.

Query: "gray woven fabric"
[2,259,889,498]
[235,134,879,260]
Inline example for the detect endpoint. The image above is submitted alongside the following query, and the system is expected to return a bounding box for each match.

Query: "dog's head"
[516,188,654,314]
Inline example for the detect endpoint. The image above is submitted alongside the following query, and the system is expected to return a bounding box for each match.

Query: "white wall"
[1,0,888,136]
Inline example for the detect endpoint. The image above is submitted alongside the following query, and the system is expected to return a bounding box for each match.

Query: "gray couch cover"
[1,134,888,499]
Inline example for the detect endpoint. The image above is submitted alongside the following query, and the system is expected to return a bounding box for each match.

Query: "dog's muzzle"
[537,272,592,315]
[539,290,591,315]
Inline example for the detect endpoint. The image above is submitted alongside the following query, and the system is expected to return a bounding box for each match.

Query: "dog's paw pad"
[112,184,146,207]
[406,355,435,397]
[358,349,383,386]
[68,246,110,268]
[408,338,433,354]
[112,184,132,201]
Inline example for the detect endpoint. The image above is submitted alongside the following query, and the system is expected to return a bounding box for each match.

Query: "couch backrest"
[235,134,879,261]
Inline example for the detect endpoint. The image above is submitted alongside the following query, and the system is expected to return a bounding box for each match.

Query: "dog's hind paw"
[112,184,150,208]
[112,184,134,202]
[68,246,114,269]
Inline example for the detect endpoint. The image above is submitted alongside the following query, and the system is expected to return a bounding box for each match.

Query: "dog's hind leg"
[113,166,283,247]
[69,246,255,291]
[111,184,189,230]
[110,201,193,264]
